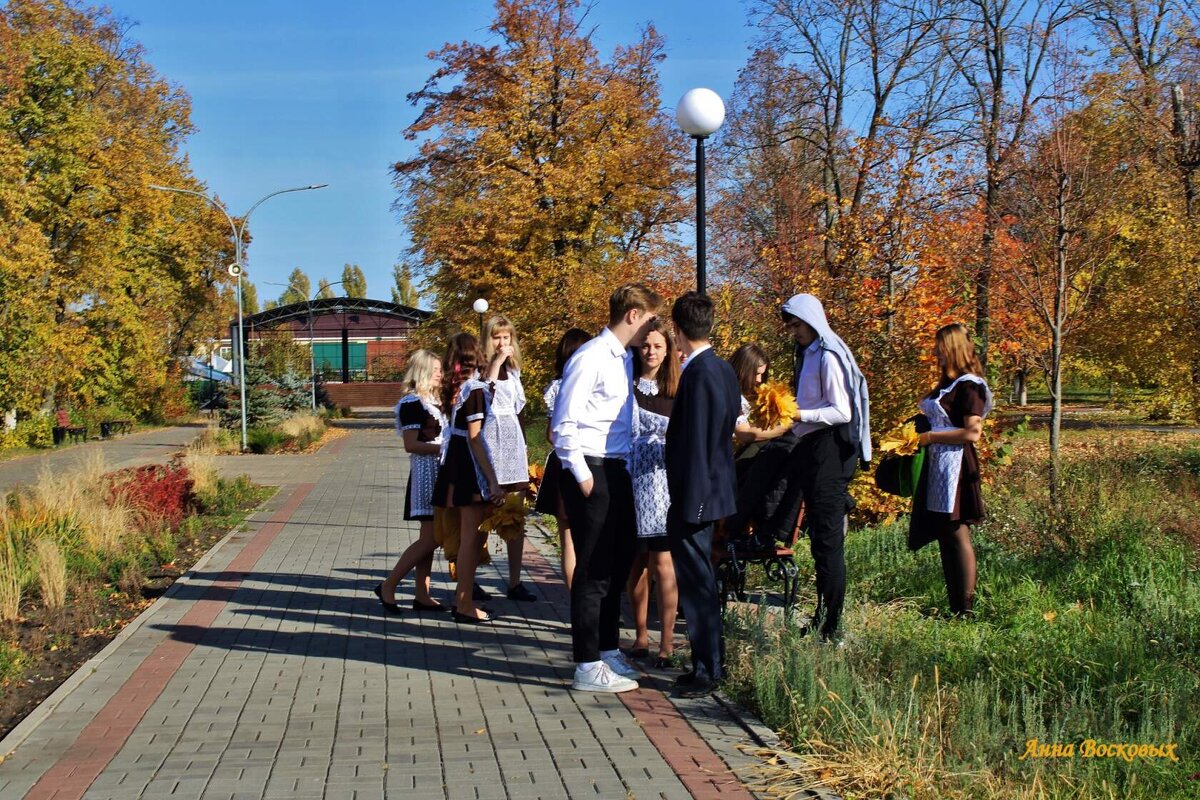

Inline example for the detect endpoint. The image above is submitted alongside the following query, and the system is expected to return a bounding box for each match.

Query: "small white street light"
[472,298,489,338]
[675,88,726,295]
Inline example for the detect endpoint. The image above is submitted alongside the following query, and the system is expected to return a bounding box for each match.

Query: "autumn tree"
[279,268,311,305]
[341,264,367,298]
[393,0,689,392]
[2,0,235,419]
[948,0,1079,370]
[1002,62,1123,502]
[316,278,336,299]
[241,281,260,315]
[390,263,419,307]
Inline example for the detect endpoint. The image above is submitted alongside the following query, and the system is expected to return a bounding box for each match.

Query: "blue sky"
[108,0,754,308]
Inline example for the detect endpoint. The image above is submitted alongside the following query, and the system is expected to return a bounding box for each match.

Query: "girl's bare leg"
[381,520,440,606]
[627,552,651,652]
[454,504,488,618]
[652,550,678,657]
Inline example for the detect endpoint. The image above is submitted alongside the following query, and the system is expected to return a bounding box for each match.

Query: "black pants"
[668,514,722,682]
[790,426,857,637]
[560,457,637,663]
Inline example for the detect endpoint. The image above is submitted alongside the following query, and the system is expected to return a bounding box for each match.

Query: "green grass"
[724,436,1200,799]
[523,414,552,468]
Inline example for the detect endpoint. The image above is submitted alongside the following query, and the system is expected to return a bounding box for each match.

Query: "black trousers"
[668,514,722,682]
[790,425,857,637]
[560,457,637,663]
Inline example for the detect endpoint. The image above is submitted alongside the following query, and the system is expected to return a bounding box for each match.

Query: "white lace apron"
[631,378,670,537]
[918,374,992,514]
[481,369,529,486]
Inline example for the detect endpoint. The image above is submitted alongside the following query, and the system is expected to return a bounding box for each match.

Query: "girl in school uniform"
[433,333,505,624]
[374,349,449,614]
[626,319,680,668]
[480,315,536,601]
[910,323,994,617]
[533,328,592,589]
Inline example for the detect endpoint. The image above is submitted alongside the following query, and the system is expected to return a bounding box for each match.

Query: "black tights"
[937,524,976,616]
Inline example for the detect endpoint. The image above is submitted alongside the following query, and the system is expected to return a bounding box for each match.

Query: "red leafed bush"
[107,463,194,530]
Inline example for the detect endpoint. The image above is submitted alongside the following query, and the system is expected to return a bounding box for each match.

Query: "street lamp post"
[472,298,489,339]
[675,88,726,295]
[150,183,327,451]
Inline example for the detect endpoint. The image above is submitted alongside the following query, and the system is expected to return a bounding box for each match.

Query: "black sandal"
[628,646,650,659]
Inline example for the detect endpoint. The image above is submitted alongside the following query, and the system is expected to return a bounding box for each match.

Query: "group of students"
[376,282,993,699]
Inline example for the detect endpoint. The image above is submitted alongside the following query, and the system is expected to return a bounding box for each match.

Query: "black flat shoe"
[373,584,402,616]
[627,647,650,660]
[652,656,675,670]
[506,583,537,602]
[452,610,493,625]
[411,600,449,613]
[472,584,491,601]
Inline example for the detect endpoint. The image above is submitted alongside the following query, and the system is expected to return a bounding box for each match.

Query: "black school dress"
[396,394,444,521]
[433,381,491,508]
[908,379,990,551]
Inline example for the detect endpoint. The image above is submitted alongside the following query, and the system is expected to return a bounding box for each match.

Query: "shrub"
[107,464,194,530]
[0,533,21,621]
[247,427,287,454]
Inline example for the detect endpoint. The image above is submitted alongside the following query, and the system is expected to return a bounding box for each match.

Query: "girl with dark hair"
[909,323,993,616]
[534,327,592,589]
[729,344,791,445]
[626,318,680,668]
[433,332,505,624]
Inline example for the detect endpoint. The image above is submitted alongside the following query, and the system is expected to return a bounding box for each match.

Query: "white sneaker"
[602,651,640,678]
[572,662,639,693]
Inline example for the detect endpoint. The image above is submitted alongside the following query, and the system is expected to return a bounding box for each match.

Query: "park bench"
[713,502,805,610]
[52,425,87,446]
[100,420,133,438]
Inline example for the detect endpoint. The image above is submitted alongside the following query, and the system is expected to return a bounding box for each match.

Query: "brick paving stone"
[0,425,781,800]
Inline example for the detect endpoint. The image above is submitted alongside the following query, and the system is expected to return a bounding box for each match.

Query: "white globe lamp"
[675,88,726,294]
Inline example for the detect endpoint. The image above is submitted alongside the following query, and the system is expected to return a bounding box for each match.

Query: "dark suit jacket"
[665,348,741,525]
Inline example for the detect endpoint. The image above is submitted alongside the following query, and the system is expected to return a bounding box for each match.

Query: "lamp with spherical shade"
[472,298,489,338]
[676,89,725,295]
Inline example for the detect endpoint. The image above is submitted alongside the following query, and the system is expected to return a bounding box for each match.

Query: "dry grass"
[33,537,66,610]
[0,534,20,622]
[182,450,218,499]
[277,413,324,440]
[27,452,131,553]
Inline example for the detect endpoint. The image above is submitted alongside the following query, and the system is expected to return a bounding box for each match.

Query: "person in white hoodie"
[779,294,871,643]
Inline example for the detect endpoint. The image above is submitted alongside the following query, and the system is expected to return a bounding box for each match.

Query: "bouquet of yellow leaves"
[751,382,799,429]
[874,421,925,498]
[479,492,529,543]
[879,421,921,456]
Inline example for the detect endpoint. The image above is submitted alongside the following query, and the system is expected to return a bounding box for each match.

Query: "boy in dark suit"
[664,292,741,698]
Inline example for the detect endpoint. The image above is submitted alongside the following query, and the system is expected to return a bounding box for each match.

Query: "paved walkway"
[0,426,777,800]
[0,426,202,494]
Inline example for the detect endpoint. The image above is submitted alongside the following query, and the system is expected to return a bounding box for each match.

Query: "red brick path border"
[520,543,756,800]
[24,483,314,800]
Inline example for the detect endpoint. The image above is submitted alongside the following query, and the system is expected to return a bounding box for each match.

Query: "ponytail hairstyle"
[401,349,441,402]
[442,332,483,411]
[554,327,592,378]
[483,315,522,371]
[935,323,983,381]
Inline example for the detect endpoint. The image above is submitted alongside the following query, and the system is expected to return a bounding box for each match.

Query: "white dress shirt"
[679,343,711,372]
[792,339,852,439]
[551,327,633,483]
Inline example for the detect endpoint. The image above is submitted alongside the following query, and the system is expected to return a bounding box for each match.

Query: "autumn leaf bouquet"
[879,421,921,456]
[874,420,925,498]
[750,382,799,429]
[479,492,530,543]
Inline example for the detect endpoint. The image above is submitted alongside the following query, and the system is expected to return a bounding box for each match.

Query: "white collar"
[599,327,626,357]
